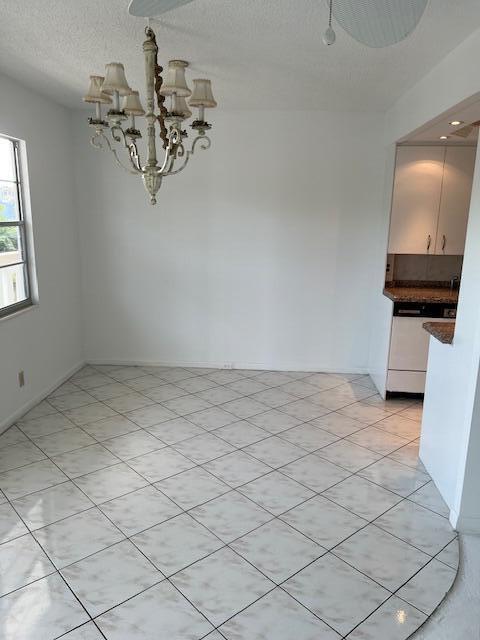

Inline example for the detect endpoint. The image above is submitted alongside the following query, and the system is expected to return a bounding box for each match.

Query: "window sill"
[0,302,38,324]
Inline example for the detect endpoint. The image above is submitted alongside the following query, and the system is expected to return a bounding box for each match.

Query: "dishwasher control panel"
[393,302,457,319]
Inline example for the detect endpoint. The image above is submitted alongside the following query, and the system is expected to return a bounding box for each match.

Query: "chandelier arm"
[110,124,143,173]
[163,149,191,177]
[191,134,212,153]
[158,144,174,175]
[157,126,182,174]
[175,141,186,159]
[164,134,211,177]
[128,139,143,173]
[90,129,141,175]
[161,149,178,175]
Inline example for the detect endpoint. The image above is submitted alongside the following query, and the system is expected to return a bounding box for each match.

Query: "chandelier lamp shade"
[190,79,217,107]
[83,76,112,105]
[101,63,132,95]
[83,27,216,204]
[160,60,191,97]
[171,95,192,120]
[122,91,146,116]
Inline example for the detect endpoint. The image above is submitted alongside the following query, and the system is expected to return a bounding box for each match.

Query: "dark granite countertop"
[423,321,455,344]
[383,286,459,304]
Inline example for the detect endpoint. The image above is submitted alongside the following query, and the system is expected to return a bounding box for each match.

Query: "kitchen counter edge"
[423,321,455,345]
[383,287,459,304]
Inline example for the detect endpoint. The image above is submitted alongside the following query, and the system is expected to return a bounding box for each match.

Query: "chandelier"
[83,27,216,204]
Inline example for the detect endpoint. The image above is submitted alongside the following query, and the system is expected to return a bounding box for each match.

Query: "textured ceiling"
[0,0,480,111]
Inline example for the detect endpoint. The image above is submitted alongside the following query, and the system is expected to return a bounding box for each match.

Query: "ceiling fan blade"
[327,0,428,48]
[128,0,195,17]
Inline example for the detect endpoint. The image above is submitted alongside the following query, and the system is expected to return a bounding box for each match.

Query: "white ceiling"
[1,0,480,111]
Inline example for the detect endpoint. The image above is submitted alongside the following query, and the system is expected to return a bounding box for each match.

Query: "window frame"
[0,135,33,319]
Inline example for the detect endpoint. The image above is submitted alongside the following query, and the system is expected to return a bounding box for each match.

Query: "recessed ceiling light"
[449,120,463,126]
[440,135,449,140]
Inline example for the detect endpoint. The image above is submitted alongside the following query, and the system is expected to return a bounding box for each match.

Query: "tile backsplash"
[386,254,463,283]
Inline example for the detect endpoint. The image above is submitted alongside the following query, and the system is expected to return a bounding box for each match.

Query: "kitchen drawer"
[387,370,426,394]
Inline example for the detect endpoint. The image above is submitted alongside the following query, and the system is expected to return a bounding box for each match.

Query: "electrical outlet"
[18,370,25,387]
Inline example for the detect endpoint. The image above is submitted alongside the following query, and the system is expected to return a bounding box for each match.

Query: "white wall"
[0,73,83,429]
[421,162,480,530]
[421,138,480,531]
[367,143,395,395]
[458,375,480,531]
[369,26,480,532]
[72,109,387,372]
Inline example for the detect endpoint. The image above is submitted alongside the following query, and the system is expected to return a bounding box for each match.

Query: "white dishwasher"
[387,302,456,394]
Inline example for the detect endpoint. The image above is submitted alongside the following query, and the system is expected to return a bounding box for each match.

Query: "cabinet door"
[388,146,445,254]
[389,317,432,371]
[435,146,476,255]
[388,316,454,371]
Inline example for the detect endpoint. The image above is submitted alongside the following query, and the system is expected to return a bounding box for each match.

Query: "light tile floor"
[0,365,459,639]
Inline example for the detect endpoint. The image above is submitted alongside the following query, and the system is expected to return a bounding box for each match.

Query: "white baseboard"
[0,360,86,435]
[450,509,480,534]
[1,356,368,436]
[86,357,368,375]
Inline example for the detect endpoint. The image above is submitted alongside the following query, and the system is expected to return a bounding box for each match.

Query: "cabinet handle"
[427,235,431,252]
[442,234,446,252]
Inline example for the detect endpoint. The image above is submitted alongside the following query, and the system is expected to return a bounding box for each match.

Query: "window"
[0,135,33,317]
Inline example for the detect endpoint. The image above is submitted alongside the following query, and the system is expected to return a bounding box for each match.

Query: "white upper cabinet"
[388,145,476,255]
[388,146,445,254]
[435,146,476,255]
